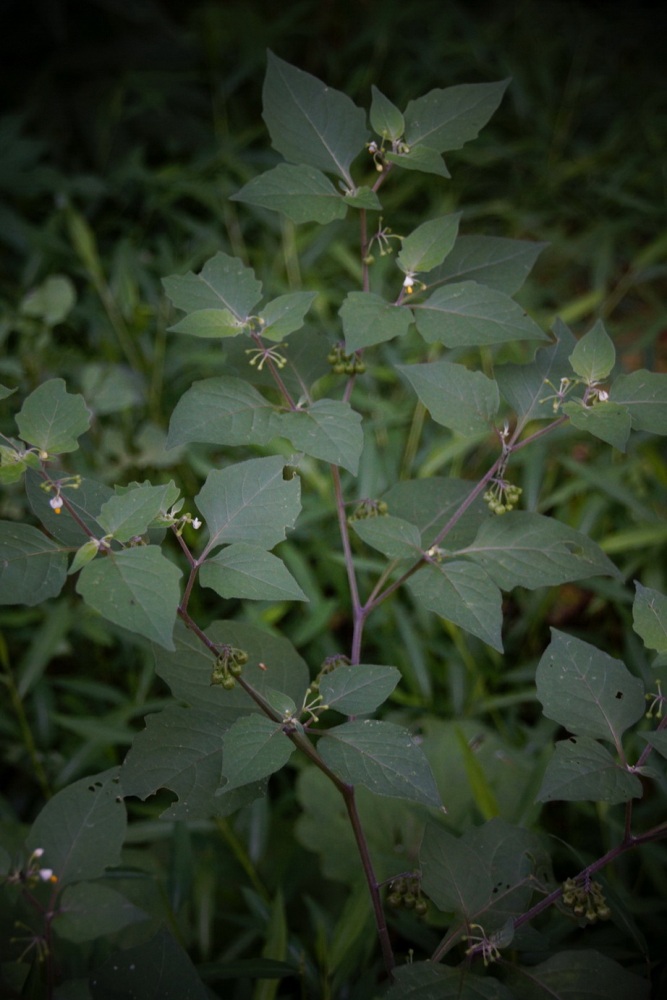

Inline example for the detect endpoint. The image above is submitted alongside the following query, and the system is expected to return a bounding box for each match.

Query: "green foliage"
[1,7,666,999]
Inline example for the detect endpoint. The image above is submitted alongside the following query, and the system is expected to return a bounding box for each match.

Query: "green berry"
[221,675,236,690]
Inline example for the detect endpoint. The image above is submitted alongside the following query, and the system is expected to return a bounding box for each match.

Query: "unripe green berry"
[221,675,236,690]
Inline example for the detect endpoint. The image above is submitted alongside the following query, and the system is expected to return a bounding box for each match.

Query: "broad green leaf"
[383,477,488,550]
[385,144,451,178]
[398,359,499,435]
[67,538,100,575]
[54,883,147,943]
[536,630,645,743]
[0,521,67,605]
[569,319,616,383]
[343,185,382,211]
[259,290,317,342]
[76,546,182,650]
[20,274,76,326]
[274,400,363,474]
[262,52,367,184]
[397,214,461,275]
[317,719,441,807]
[387,962,514,1000]
[413,281,548,348]
[166,376,277,449]
[0,444,27,483]
[404,80,510,152]
[97,481,179,542]
[90,927,210,1000]
[463,512,620,590]
[495,319,578,425]
[502,949,650,1000]
[168,307,244,338]
[200,543,307,602]
[407,561,503,651]
[26,768,126,888]
[370,85,405,140]
[340,292,413,351]
[562,399,632,451]
[633,582,667,653]
[351,514,422,559]
[319,665,401,715]
[155,620,309,722]
[537,736,642,804]
[420,821,491,917]
[231,163,347,224]
[610,369,667,435]
[0,383,16,400]
[162,251,262,322]
[424,236,547,296]
[16,378,91,455]
[220,715,295,792]
[196,456,301,553]
[25,468,112,547]
[121,705,265,820]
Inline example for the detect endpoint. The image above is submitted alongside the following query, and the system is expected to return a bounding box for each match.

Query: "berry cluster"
[347,498,388,523]
[308,653,350,694]
[386,876,428,917]
[327,343,366,376]
[483,481,522,515]
[211,646,249,690]
[562,877,611,923]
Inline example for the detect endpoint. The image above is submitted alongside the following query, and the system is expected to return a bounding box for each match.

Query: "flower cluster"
[211,646,249,690]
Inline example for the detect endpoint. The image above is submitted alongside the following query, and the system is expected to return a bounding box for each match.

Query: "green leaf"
[200,543,307,602]
[537,736,642,804]
[407,561,503,651]
[0,521,67,605]
[387,962,514,1000]
[398,359,499,436]
[424,236,547,296]
[121,705,265,820]
[610,369,667,435]
[562,399,632,451]
[343,185,382,211]
[350,515,422,559]
[274,400,363,474]
[569,319,616,383]
[413,281,548,348]
[16,378,91,455]
[536,629,645,744]
[97,481,179,542]
[259,291,317,342]
[67,539,100,575]
[162,251,262,322]
[155,620,309,723]
[317,719,441,806]
[420,821,491,917]
[166,376,277,449]
[220,715,295,793]
[262,52,367,184]
[25,468,112,548]
[168,307,244,338]
[54,882,147,943]
[340,292,413,351]
[397,214,461,275]
[633,582,667,653]
[463,512,620,590]
[383,477,488,550]
[0,383,16,401]
[319,665,401,715]
[370,85,405,140]
[502,949,650,1000]
[196,456,301,552]
[496,320,578,425]
[90,927,210,1000]
[20,274,76,326]
[640,731,667,759]
[231,164,348,224]
[385,144,451,178]
[76,546,182,649]
[404,80,510,152]
[26,768,126,888]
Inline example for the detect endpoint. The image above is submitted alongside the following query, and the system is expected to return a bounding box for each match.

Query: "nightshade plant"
[1,52,667,999]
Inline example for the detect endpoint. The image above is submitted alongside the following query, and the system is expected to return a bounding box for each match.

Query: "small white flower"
[598,389,609,402]
[49,494,63,513]
[192,517,202,530]
[38,868,54,881]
